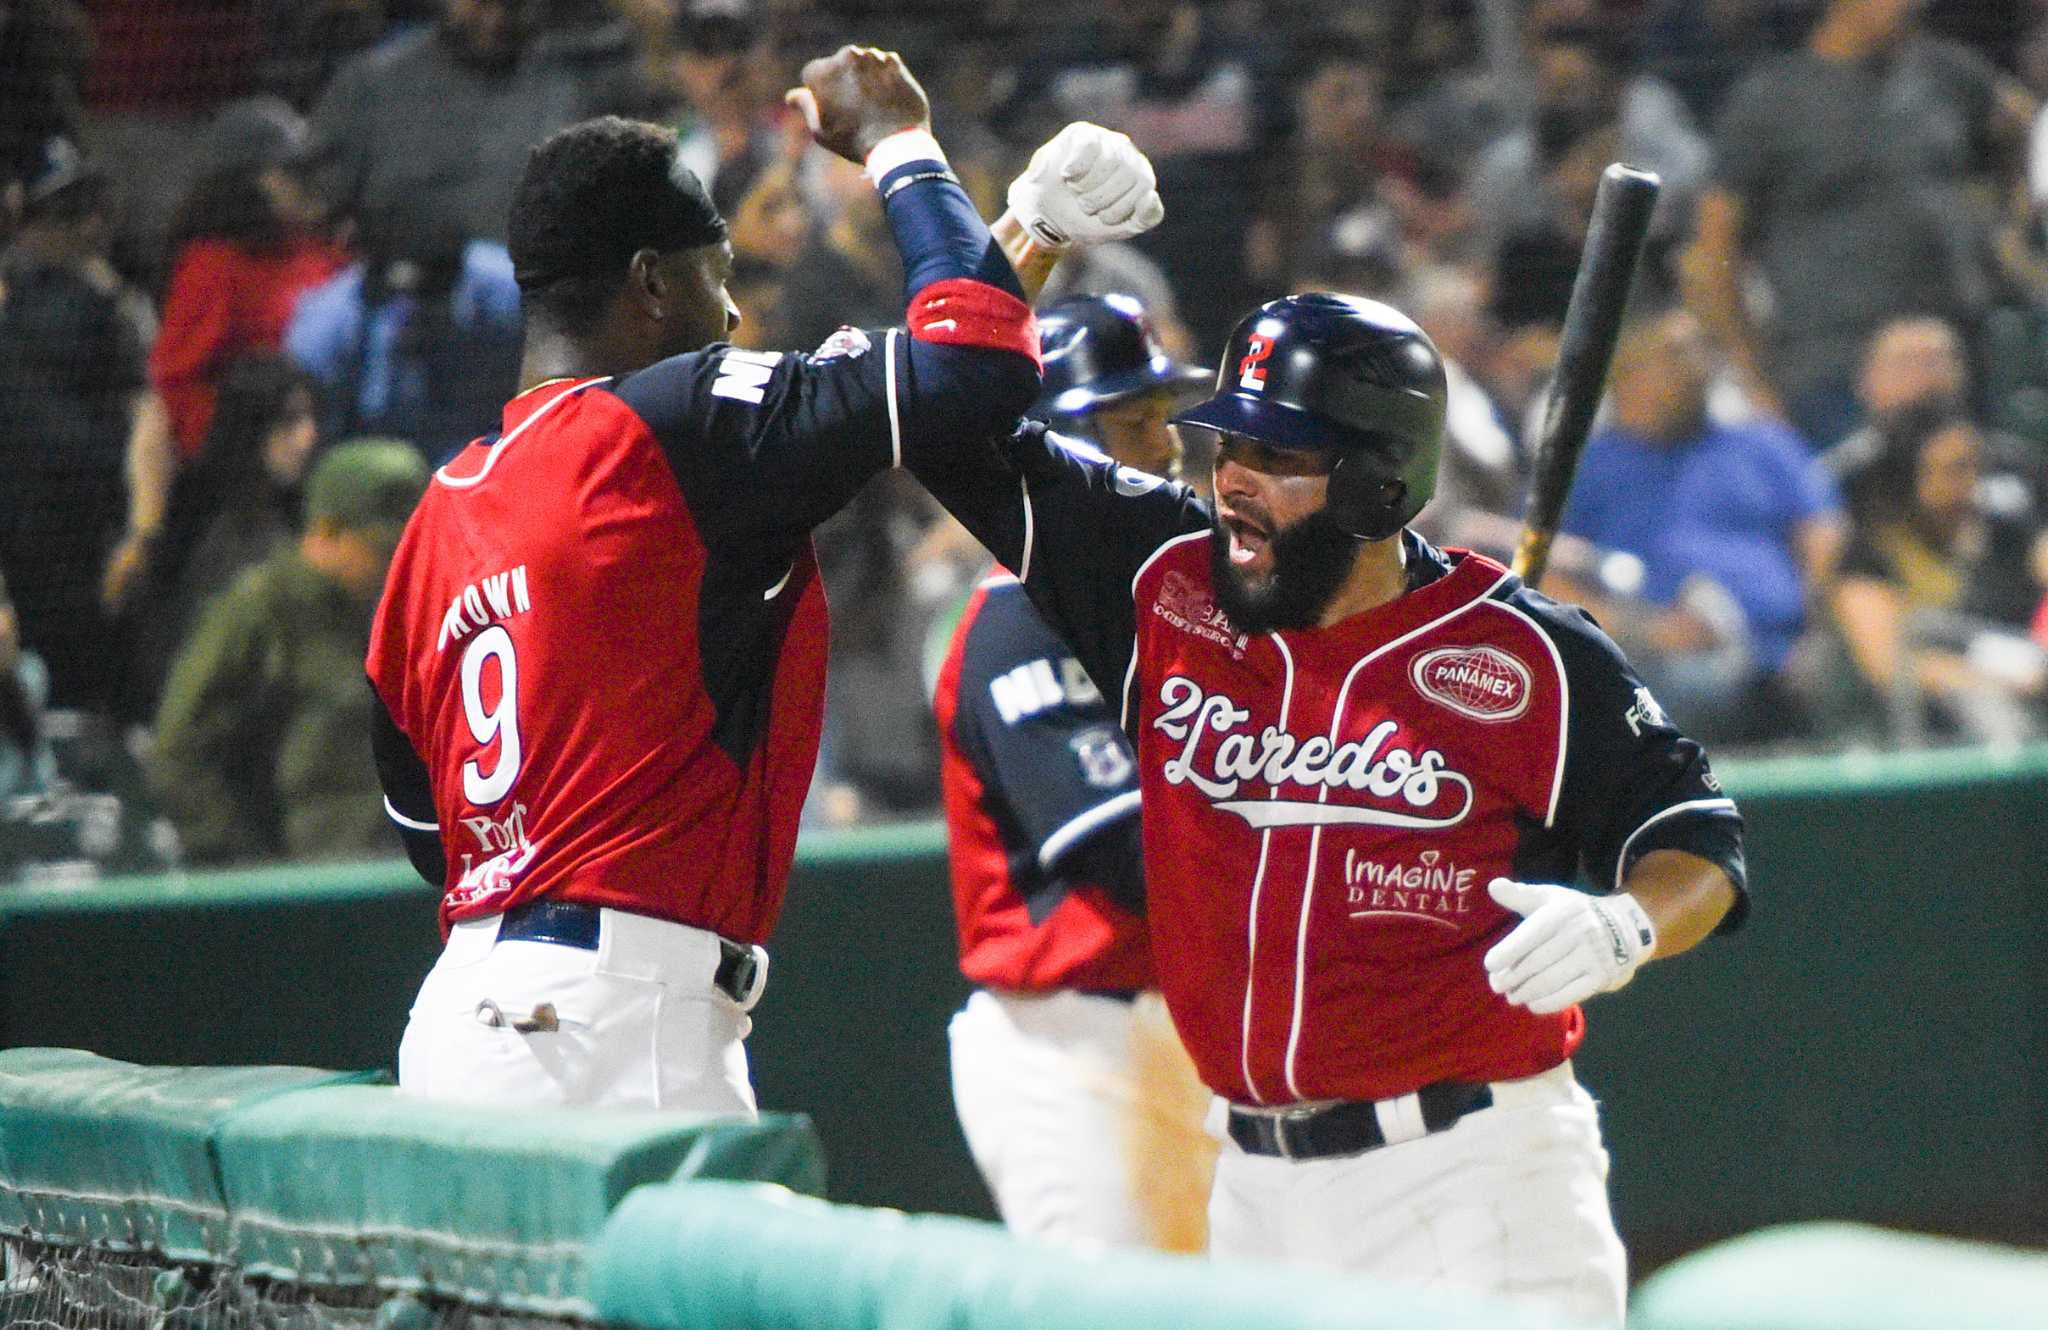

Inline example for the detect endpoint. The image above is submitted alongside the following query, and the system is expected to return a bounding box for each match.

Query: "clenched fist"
[785,45,931,164]
[1006,122,1165,252]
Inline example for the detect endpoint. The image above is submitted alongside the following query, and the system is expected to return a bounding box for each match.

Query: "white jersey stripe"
[1280,568,1510,1098]
[1480,596,1572,828]
[1037,790,1141,870]
[435,378,605,490]
[1614,797,1739,892]
[884,329,903,469]
[383,797,438,832]
[1240,631,1295,1105]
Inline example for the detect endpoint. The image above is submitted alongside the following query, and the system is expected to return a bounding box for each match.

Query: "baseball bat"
[1510,163,1662,585]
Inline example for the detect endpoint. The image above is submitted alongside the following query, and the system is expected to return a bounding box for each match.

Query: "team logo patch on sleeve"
[811,326,871,362]
[1071,725,1135,788]
[1409,646,1531,722]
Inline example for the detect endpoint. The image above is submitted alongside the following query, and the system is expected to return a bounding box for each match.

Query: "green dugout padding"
[2,746,2044,1261]
[1630,1222,2048,1330]
[0,1049,824,1315]
[591,1179,1580,1330]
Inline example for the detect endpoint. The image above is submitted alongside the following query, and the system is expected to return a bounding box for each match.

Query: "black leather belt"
[496,899,766,1008]
[1227,1081,1494,1161]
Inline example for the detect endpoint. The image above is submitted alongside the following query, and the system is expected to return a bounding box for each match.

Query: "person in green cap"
[151,439,428,864]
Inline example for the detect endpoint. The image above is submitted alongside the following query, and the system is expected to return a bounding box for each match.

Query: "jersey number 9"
[460,625,522,806]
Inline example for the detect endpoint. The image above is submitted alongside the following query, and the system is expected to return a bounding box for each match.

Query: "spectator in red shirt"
[150,129,346,460]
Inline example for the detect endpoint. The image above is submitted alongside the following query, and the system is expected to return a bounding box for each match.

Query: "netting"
[1,1240,587,1330]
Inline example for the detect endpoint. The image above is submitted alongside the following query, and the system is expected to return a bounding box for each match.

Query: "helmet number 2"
[460,625,521,806]
[1238,334,1273,392]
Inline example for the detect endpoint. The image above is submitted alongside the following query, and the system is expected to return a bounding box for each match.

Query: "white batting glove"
[1483,879,1657,1015]
[1006,122,1165,252]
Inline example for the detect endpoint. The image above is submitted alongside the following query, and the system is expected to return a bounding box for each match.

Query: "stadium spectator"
[151,440,428,864]
[0,0,90,194]
[1404,264,1523,550]
[286,202,522,464]
[1029,1,1267,349]
[778,152,901,352]
[1556,308,1843,742]
[1823,317,2048,590]
[664,0,777,217]
[1467,15,1706,280]
[250,0,395,113]
[0,570,57,800]
[0,137,168,713]
[1829,404,2047,745]
[304,0,638,244]
[1246,39,1409,298]
[121,354,321,713]
[149,122,347,461]
[1683,0,2037,449]
[1637,0,1785,129]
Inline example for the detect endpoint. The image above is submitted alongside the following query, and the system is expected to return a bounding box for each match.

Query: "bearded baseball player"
[904,289,1745,1323]
[936,292,1215,1250]
[364,46,1048,1112]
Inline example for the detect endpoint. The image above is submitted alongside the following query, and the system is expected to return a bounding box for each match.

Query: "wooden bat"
[1510,164,1662,585]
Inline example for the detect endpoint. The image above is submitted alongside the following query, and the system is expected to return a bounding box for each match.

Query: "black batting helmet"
[1031,293,1205,421]
[1173,293,1447,541]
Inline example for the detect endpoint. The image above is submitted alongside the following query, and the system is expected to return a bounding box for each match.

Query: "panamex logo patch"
[1153,570,1248,656]
[1410,646,1530,722]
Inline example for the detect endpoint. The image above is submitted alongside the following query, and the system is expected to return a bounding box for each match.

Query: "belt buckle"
[728,943,769,1014]
[1269,1103,1321,1161]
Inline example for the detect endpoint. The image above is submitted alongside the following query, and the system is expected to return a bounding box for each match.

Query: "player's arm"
[1483,591,1745,1015]
[617,48,1040,538]
[367,682,445,888]
[947,586,1146,921]
[905,124,1196,706]
[918,425,1210,729]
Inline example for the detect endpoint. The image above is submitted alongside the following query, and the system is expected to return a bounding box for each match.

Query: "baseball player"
[365,47,1047,1113]
[903,293,1746,1326]
[936,292,1213,1250]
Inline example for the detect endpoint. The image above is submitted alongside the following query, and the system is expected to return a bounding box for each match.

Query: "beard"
[1209,505,1362,636]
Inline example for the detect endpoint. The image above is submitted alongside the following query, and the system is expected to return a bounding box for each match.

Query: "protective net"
[0,1050,830,1330]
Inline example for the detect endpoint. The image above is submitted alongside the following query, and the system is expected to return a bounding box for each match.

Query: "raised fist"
[1006,122,1165,252]
[785,45,932,165]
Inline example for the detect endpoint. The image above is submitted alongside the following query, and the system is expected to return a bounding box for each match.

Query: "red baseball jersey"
[368,311,1039,941]
[911,423,1746,1104]
[934,573,1151,993]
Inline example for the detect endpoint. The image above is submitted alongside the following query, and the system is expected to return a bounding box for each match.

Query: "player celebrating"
[935,292,1213,1250]
[366,46,1046,1113]
[904,292,1745,1326]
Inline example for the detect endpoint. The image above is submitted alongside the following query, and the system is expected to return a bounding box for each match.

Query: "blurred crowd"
[5,0,2048,879]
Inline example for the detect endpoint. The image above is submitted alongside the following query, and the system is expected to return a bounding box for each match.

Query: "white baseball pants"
[397,907,758,1115]
[949,988,1212,1251]
[1207,1062,1627,1330]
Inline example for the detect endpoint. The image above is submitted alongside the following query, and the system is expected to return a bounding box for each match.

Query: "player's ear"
[628,248,668,318]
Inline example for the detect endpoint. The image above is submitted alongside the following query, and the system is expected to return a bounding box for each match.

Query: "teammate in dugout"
[904,204,1746,1327]
[936,292,1215,1250]
[364,46,1066,1112]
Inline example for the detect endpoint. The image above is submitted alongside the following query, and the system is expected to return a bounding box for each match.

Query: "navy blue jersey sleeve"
[615,158,1036,545]
[912,421,1211,719]
[368,679,445,888]
[952,581,1144,918]
[1508,586,1748,928]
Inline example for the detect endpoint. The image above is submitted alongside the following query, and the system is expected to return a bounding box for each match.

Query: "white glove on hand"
[1006,122,1165,252]
[1483,879,1657,1015]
